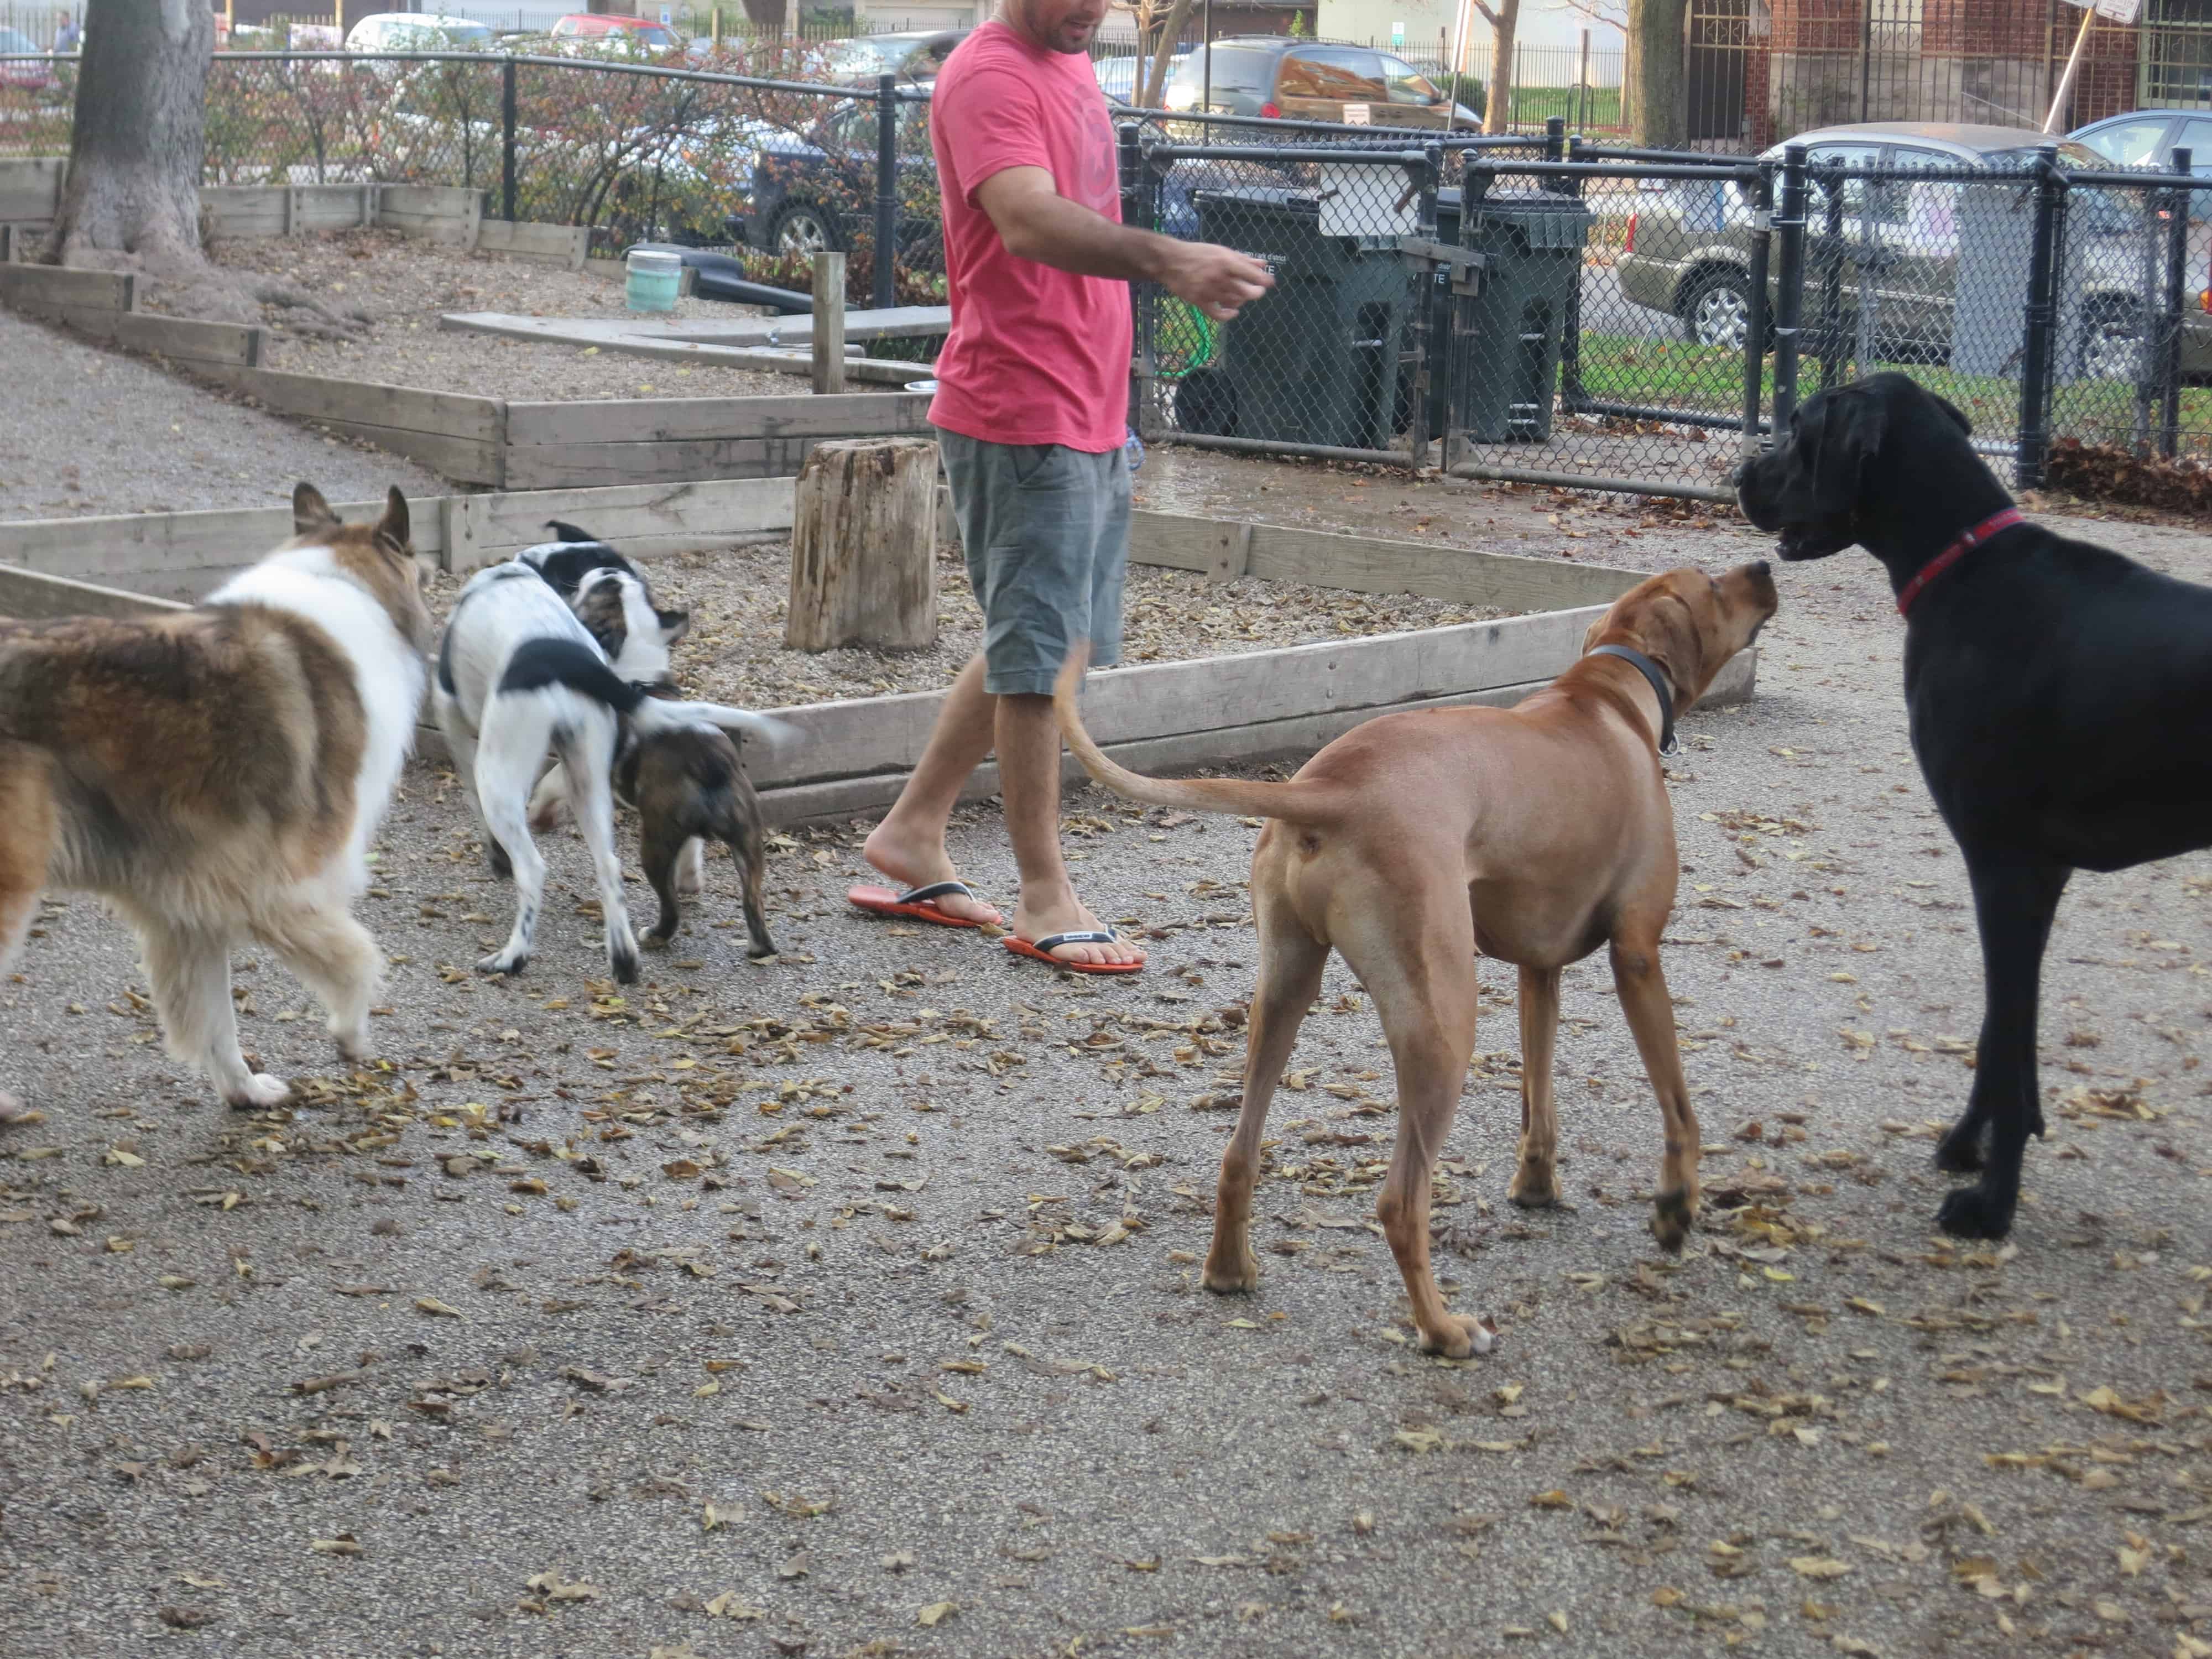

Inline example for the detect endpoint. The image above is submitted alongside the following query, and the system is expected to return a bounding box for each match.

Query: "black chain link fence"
[6,50,2212,502]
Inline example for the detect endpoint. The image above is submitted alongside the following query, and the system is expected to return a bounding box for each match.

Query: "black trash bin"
[1181,186,1411,451]
[1451,189,1593,442]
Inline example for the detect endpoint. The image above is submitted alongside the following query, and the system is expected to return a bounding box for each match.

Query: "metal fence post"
[1543,114,1564,163]
[1120,122,1145,439]
[1557,133,1587,406]
[1410,142,1442,468]
[2015,144,2064,492]
[1813,163,1845,392]
[2159,149,2192,461]
[500,56,518,224]
[1771,143,1807,437]
[873,71,898,311]
[1741,161,1772,459]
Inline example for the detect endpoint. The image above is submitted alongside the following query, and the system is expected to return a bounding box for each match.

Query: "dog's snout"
[1749,560,1771,578]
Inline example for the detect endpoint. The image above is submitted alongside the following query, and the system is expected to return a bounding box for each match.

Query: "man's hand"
[1155,241,1273,322]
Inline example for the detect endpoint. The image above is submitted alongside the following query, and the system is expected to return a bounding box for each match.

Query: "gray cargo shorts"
[937,427,1131,698]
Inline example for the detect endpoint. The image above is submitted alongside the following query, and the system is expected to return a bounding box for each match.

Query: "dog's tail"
[1053,647,1348,827]
[496,640,795,755]
[542,519,598,546]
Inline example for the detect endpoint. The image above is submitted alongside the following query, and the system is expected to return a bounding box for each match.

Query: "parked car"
[2069,108,2212,178]
[0,26,58,90]
[1094,51,1187,107]
[344,12,498,51]
[547,13,682,56]
[1160,38,1479,128]
[732,92,940,261]
[818,29,968,88]
[1614,121,2212,380]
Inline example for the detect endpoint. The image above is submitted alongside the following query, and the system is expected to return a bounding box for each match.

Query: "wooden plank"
[504,391,931,448]
[745,606,1609,790]
[46,306,262,368]
[199,365,506,444]
[0,262,132,315]
[811,251,846,397]
[201,185,290,239]
[0,158,65,223]
[376,185,485,248]
[441,303,951,349]
[753,649,1760,828]
[500,435,823,491]
[0,566,188,621]
[0,497,449,581]
[295,185,377,233]
[474,218,589,269]
[1126,511,1644,609]
[442,477,795,573]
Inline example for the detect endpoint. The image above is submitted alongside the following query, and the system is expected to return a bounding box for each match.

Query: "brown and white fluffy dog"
[0,484,432,1121]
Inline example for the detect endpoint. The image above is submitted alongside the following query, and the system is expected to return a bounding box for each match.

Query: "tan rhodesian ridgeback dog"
[1053,561,1778,1357]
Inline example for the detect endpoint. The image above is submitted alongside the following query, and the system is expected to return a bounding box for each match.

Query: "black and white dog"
[434,558,782,984]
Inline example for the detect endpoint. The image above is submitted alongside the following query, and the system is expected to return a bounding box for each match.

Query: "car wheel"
[770,203,842,257]
[1682,269,1752,352]
[2077,299,2145,382]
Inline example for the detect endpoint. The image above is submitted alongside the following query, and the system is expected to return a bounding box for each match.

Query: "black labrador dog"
[1738,371,2212,1239]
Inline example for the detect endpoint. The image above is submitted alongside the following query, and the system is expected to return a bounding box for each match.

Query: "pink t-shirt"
[927,21,1131,454]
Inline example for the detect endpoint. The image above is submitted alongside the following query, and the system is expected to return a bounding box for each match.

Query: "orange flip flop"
[1003,930,1145,975]
[847,879,992,929]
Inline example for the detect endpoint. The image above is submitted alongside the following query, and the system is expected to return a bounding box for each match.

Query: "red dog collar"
[1895,507,2025,618]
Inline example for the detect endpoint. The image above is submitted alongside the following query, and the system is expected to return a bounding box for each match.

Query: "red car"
[547,13,681,54]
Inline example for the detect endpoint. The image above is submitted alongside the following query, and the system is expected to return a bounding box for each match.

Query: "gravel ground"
[8,445,2212,1658]
[421,542,1518,708]
[206,229,879,404]
[0,305,442,523]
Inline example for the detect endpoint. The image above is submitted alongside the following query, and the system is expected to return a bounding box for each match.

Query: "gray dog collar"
[1588,644,1678,755]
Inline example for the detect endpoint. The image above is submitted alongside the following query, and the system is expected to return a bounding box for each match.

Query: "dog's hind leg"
[637,811,687,951]
[1508,964,1563,1208]
[1936,852,2070,1239]
[139,919,285,1109]
[252,900,382,1064]
[1340,881,1485,1357]
[437,714,510,881]
[1204,883,1327,1297]
[1609,923,1700,1251]
[560,721,640,985]
[676,836,706,900]
[0,762,51,1123]
[471,722,551,977]
[726,790,779,962]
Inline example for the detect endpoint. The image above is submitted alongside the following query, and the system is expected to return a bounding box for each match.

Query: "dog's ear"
[1796,388,1887,520]
[375,487,412,557]
[293,482,339,535]
[544,520,594,546]
[1580,612,1608,654]
[655,605,691,645]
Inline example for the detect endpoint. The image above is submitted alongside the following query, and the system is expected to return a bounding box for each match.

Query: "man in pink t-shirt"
[848,0,1271,974]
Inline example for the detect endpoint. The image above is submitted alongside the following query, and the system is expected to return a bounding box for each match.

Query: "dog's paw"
[609,944,640,985]
[330,1019,372,1063]
[477,950,527,977]
[225,1073,291,1111]
[1932,1115,1989,1174]
[1415,1312,1499,1360]
[1936,1183,2015,1240]
[0,1090,34,1126]
[1650,1185,1698,1253]
[641,930,675,952]
[1201,1245,1259,1296]
[1507,1159,1559,1209]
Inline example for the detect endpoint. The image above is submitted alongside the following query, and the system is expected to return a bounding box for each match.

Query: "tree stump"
[785,437,938,653]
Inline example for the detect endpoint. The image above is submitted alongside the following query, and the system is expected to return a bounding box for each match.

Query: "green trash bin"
[1183,186,1411,452]
[1452,189,1593,443]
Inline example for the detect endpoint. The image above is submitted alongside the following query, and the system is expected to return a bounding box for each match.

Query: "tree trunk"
[48,0,211,272]
[1480,0,1520,136]
[1626,0,1687,150]
[786,439,938,653]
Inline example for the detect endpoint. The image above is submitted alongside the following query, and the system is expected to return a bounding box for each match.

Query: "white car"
[344,13,498,52]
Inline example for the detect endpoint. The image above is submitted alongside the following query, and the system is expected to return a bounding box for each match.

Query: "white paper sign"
[1342,103,1370,126]
[2064,0,2142,25]
[1318,161,1415,237]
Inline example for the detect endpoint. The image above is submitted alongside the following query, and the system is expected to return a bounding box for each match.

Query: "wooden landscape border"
[0,262,934,489]
[0,486,1755,825]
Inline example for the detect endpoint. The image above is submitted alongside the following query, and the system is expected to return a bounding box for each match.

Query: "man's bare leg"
[997,691,1144,969]
[860,654,1004,925]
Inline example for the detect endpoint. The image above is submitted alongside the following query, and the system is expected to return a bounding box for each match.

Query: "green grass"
[1504,85,1621,132]
[1572,331,2212,453]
